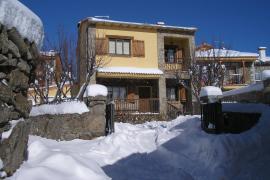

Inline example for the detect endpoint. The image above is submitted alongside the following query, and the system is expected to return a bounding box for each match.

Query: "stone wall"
[28,96,106,141]
[0,23,39,177]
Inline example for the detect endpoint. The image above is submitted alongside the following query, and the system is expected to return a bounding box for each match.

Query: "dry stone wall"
[0,23,39,177]
[28,96,107,141]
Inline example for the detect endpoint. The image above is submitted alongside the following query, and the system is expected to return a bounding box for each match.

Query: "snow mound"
[83,84,108,97]
[262,70,270,81]
[200,86,222,97]
[0,0,44,48]
[30,101,89,117]
[8,105,270,179]
[10,139,109,180]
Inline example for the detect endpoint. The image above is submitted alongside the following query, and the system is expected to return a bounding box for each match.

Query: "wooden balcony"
[164,63,182,71]
[163,57,186,72]
[225,74,245,85]
[114,98,160,114]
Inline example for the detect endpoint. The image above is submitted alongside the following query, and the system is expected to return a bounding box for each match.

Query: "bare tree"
[76,33,109,100]
[29,27,77,104]
[50,27,76,103]
[182,42,227,102]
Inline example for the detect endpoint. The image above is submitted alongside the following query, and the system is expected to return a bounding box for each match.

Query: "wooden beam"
[242,61,246,83]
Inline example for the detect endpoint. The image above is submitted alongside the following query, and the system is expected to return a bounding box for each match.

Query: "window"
[255,72,262,81]
[107,86,126,99]
[167,49,175,63]
[166,88,176,100]
[109,39,130,55]
[164,46,183,63]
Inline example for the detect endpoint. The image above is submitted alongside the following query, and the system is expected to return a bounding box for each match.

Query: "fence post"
[199,87,223,133]
[105,102,115,135]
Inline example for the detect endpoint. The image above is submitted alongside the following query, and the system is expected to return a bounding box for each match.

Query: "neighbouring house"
[255,47,270,81]
[196,43,270,91]
[28,50,71,104]
[77,17,197,120]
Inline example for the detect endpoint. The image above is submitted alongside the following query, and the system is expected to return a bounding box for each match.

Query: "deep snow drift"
[8,104,270,180]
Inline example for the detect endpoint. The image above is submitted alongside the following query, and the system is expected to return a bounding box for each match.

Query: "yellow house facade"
[77,18,197,118]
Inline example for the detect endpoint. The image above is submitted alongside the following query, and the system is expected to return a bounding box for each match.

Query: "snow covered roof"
[196,49,259,58]
[40,50,58,57]
[97,67,163,75]
[83,17,197,32]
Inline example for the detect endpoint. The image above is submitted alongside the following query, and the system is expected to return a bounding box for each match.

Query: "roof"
[196,49,259,58]
[97,67,163,79]
[80,17,197,32]
[97,67,163,74]
[40,50,58,57]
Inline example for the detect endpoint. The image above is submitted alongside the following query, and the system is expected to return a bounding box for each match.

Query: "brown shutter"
[176,49,183,63]
[96,38,108,55]
[179,87,187,102]
[132,40,145,57]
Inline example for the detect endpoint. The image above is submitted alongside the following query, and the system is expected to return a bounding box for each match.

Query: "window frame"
[108,37,132,56]
[107,86,127,99]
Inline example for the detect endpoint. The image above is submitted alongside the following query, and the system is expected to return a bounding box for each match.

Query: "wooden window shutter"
[132,40,145,57]
[176,49,183,63]
[96,38,108,55]
[179,87,187,102]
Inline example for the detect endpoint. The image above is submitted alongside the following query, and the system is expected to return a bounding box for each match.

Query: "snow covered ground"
[7,104,270,180]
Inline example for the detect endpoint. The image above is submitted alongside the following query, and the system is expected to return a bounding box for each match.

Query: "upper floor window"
[109,39,130,55]
[164,45,183,63]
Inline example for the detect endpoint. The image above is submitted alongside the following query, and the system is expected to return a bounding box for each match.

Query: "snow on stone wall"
[199,86,222,97]
[84,84,108,97]
[30,101,89,117]
[0,0,44,49]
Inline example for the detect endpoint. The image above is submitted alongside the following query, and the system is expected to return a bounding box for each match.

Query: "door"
[138,86,151,112]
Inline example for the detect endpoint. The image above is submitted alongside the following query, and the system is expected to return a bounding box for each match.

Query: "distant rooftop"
[196,43,270,61]
[79,17,197,32]
[40,50,58,57]
[196,49,259,58]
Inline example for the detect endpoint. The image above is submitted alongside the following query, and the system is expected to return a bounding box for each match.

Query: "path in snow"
[8,105,270,179]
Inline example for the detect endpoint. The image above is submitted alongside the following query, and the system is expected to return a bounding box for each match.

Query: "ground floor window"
[108,86,127,99]
[166,87,176,100]
[255,72,262,81]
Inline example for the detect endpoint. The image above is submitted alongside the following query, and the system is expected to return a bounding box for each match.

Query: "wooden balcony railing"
[114,98,160,114]
[225,74,244,85]
[164,63,182,71]
[164,57,185,71]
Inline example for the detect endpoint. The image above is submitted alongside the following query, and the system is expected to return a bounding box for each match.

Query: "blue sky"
[21,0,270,53]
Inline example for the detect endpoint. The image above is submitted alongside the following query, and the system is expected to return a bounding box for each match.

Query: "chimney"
[258,47,267,59]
